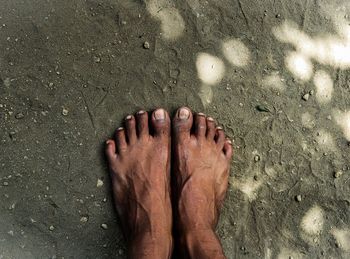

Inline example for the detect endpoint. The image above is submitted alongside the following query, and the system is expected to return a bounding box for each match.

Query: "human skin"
[105,107,232,259]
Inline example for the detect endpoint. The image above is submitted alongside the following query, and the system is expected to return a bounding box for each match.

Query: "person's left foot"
[105,108,173,259]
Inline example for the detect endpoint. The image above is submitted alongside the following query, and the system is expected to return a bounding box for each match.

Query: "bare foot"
[105,109,173,259]
[172,107,233,259]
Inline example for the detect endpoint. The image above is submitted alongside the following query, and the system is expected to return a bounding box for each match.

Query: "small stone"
[49,225,55,231]
[309,90,314,95]
[101,223,108,230]
[254,175,259,181]
[3,181,9,186]
[302,93,309,101]
[93,56,101,63]
[97,179,104,188]
[118,249,124,255]
[143,41,150,49]
[49,82,54,87]
[239,103,243,107]
[295,195,302,202]
[334,171,343,178]
[80,216,89,223]
[62,108,69,116]
[15,112,24,119]
[276,14,281,18]
[256,105,270,112]
[254,155,260,162]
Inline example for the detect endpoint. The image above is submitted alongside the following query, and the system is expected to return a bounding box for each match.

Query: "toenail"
[197,112,205,116]
[207,117,214,122]
[125,115,132,120]
[137,110,145,115]
[216,126,223,130]
[178,108,190,120]
[154,109,165,120]
[226,139,232,144]
[106,140,112,145]
[117,127,124,131]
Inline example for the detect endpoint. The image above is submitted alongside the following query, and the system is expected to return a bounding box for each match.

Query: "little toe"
[125,115,137,144]
[194,113,207,140]
[136,110,149,138]
[173,107,193,142]
[215,126,225,149]
[223,139,233,159]
[206,117,216,140]
[151,108,170,138]
[105,139,117,161]
[115,127,127,153]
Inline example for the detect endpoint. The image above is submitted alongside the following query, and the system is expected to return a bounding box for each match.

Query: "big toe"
[173,107,193,141]
[151,108,170,138]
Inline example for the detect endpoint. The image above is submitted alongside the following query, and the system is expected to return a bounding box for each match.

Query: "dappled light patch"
[146,0,185,40]
[301,112,315,129]
[285,51,313,81]
[196,53,225,85]
[222,39,250,67]
[231,176,262,201]
[198,84,213,107]
[273,20,350,69]
[261,72,286,91]
[315,129,336,151]
[333,110,350,141]
[314,70,333,105]
[331,228,350,252]
[300,205,324,236]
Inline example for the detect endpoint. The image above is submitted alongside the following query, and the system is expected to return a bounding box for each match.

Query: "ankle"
[129,231,173,259]
[177,228,225,259]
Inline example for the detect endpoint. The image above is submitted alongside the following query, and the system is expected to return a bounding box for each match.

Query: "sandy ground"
[1,0,350,258]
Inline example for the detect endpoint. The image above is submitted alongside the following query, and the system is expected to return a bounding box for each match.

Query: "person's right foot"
[172,107,233,259]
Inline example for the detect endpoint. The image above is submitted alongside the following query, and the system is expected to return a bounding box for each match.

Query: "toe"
[115,127,127,153]
[105,139,116,161]
[136,110,149,138]
[206,117,216,140]
[151,108,170,138]
[194,113,207,139]
[125,115,137,144]
[215,126,225,149]
[223,139,233,159]
[173,107,193,141]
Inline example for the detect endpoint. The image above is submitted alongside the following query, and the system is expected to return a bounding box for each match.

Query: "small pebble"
[334,171,343,178]
[101,223,108,230]
[3,181,9,186]
[62,108,69,116]
[309,90,314,95]
[256,105,270,112]
[97,179,104,188]
[15,112,24,119]
[80,216,88,223]
[295,195,302,202]
[93,56,101,63]
[49,225,55,231]
[276,14,281,18]
[302,93,309,101]
[143,41,150,49]
[254,155,260,162]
